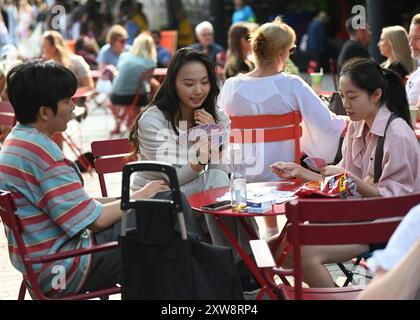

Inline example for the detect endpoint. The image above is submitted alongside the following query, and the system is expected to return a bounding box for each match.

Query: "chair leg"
[18,280,27,300]
[337,263,354,287]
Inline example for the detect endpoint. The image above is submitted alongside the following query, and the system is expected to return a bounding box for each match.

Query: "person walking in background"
[111,33,157,108]
[224,22,254,80]
[337,16,371,74]
[306,10,329,71]
[175,7,195,49]
[220,17,345,239]
[378,25,416,80]
[232,0,256,25]
[191,21,225,64]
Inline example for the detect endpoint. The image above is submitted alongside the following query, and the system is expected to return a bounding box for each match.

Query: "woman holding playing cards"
[129,48,259,289]
[271,57,420,288]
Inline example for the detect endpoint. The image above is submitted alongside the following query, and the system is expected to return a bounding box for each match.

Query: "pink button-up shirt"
[339,106,420,197]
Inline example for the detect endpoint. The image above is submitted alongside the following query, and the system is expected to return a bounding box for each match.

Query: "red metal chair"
[229,112,303,164]
[0,101,16,143]
[91,138,136,197]
[0,190,120,300]
[251,193,420,300]
[109,69,156,137]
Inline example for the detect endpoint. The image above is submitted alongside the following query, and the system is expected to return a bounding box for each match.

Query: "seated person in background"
[42,30,94,89]
[111,33,157,107]
[151,30,172,68]
[0,60,168,297]
[96,24,131,70]
[357,204,420,300]
[232,0,256,24]
[272,58,420,288]
[337,16,371,75]
[378,25,416,80]
[75,33,100,70]
[191,21,225,65]
[220,17,345,238]
[175,7,195,49]
[224,22,254,80]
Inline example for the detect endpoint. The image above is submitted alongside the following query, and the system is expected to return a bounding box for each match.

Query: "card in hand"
[303,157,327,171]
[178,123,224,142]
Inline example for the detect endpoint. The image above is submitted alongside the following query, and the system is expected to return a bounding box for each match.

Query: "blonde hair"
[130,33,157,63]
[382,25,416,74]
[106,24,128,43]
[250,16,296,66]
[42,30,71,69]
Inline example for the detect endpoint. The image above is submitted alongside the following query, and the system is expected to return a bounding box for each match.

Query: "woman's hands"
[132,180,169,199]
[318,165,347,177]
[193,108,215,125]
[271,161,321,182]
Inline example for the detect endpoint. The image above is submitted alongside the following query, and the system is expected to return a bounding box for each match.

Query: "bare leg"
[301,244,369,287]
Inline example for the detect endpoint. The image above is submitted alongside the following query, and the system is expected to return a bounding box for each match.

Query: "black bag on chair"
[119,161,244,300]
[328,91,346,116]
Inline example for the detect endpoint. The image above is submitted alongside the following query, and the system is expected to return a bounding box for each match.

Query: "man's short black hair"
[6,60,77,124]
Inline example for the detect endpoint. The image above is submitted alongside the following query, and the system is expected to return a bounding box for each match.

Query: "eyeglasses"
[117,38,128,44]
[288,45,297,55]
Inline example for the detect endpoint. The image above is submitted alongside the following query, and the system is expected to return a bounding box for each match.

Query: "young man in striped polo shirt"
[0,61,167,297]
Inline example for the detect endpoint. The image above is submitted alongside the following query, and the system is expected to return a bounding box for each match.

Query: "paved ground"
[0,74,370,299]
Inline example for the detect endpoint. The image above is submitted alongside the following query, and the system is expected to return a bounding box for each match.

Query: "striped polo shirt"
[0,124,102,297]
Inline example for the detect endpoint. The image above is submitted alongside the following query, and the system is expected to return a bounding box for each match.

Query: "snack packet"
[295,173,356,198]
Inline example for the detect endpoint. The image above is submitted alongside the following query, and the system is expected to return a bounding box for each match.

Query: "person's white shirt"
[367,204,420,274]
[219,72,346,182]
[406,66,420,107]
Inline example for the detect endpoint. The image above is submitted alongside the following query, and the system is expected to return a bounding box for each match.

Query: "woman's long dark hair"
[340,57,412,129]
[129,48,220,154]
[224,22,252,79]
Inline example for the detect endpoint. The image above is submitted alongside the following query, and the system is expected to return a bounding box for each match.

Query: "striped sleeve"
[38,160,102,237]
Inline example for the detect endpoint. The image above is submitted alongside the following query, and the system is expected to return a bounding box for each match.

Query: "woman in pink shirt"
[272,57,420,288]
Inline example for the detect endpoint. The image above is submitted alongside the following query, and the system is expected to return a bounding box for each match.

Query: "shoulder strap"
[374,113,399,183]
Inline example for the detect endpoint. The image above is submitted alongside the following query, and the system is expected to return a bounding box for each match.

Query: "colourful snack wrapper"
[295,173,356,198]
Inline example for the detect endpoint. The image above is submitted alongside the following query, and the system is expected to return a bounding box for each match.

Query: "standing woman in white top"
[219,17,346,237]
[129,48,258,272]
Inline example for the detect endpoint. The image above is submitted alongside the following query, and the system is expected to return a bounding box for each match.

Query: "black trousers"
[110,93,148,107]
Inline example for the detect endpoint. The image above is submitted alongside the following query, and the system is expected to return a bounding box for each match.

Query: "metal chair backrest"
[284,193,420,300]
[0,189,120,300]
[91,138,135,197]
[229,112,302,163]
